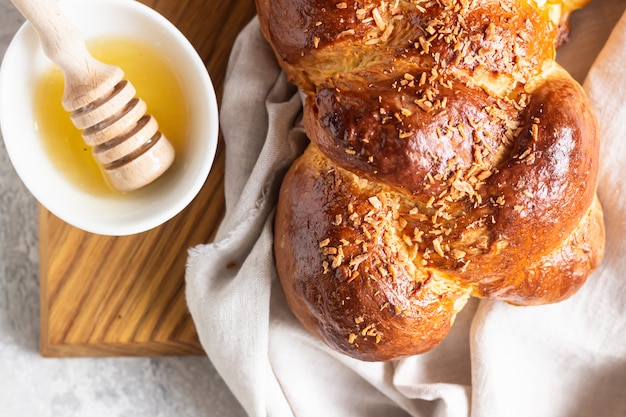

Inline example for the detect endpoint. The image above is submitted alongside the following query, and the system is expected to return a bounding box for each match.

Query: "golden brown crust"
[257,0,558,94]
[262,0,605,361]
[275,147,473,361]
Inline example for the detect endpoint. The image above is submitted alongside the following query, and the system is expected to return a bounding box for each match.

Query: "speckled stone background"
[0,1,245,415]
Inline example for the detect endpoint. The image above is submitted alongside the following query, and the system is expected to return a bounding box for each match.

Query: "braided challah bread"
[257,0,605,361]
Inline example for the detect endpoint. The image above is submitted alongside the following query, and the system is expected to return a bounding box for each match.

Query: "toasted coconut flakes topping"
[381,23,395,41]
[339,29,356,37]
[323,247,338,255]
[306,0,546,290]
[399,130,412,138]
[372,7,387,31]
[452,249,467,259]
[484,22,497,41]
[331,247,345,269]
[347,270,360,283]
[433,236,446,257]
[531,123,539,141]
[369,195,384,210]
[350,253,369,268]
[524,152,536,165]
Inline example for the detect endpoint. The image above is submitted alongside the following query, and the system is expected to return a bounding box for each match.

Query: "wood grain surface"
[39,0,256,357]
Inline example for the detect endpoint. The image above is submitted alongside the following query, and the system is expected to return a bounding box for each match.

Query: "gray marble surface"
[0,1,245,416]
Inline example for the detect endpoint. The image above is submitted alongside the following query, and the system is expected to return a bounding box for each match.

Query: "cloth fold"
[186,3,626,416]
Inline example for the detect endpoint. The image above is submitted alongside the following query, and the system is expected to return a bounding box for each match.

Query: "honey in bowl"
[33,36,189,196]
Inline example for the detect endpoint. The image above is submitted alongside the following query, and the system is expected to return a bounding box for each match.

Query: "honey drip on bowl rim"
[33,36,190,196]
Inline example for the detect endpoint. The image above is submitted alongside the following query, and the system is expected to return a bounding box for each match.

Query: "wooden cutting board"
[39,0,257,357]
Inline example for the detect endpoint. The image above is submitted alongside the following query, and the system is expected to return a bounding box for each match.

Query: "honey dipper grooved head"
[103,134,175,192]
[71,77,177,192]
[9,0,175,192]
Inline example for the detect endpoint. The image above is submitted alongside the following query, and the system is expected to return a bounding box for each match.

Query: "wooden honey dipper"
[11,0,175,192]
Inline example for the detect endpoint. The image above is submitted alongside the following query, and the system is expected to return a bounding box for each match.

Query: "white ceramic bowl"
[0,0,218,236]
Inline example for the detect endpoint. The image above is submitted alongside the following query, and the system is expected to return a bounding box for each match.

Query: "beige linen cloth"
[186,2,626,416]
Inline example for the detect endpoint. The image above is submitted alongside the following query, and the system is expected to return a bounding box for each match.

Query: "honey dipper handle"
[9,0,123,111]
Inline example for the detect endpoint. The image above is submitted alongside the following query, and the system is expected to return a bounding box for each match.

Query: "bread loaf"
[257,0,605,361]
